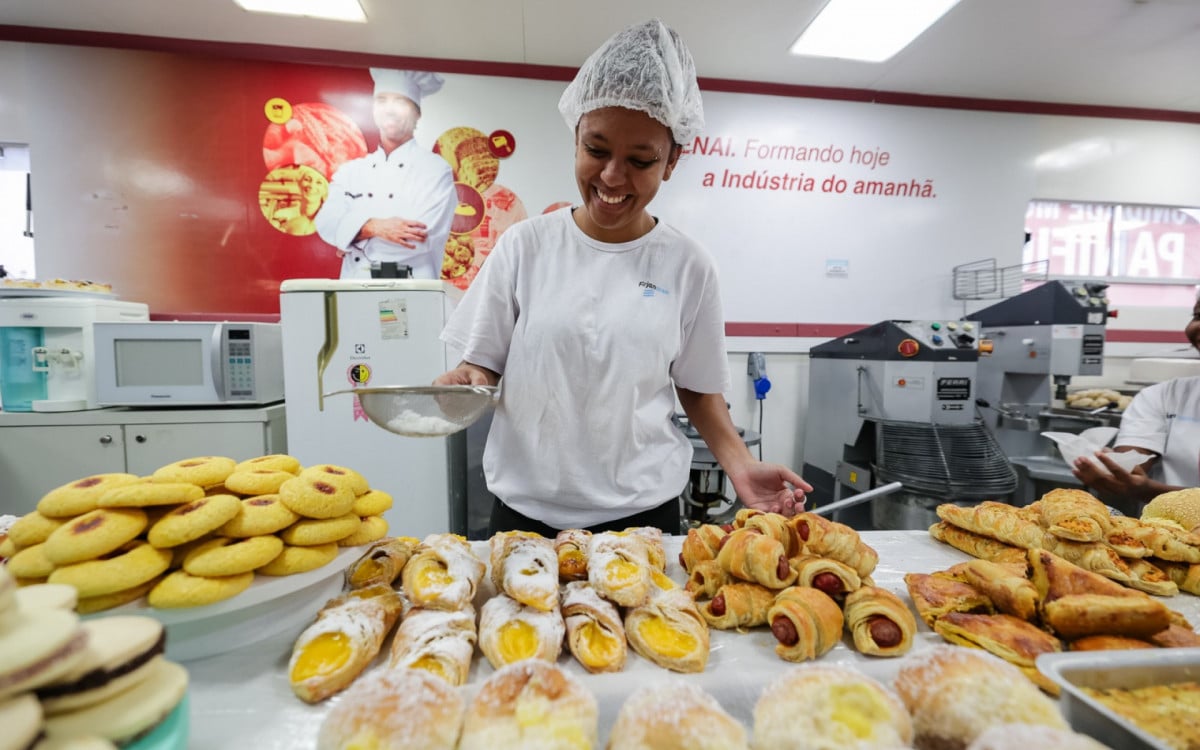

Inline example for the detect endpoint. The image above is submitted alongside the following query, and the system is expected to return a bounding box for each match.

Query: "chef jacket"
[315,140,457,280]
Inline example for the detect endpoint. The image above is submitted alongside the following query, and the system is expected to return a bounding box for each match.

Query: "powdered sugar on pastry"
[609,681,748,750]
[316,668,464,750]
[478,593,565,669]
[966,724,1111,750]
[490,533,559,611]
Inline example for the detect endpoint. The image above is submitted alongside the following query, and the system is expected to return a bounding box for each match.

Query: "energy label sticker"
[379,299,409,340]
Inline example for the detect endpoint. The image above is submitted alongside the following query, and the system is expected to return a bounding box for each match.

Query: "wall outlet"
[747,351,767,380]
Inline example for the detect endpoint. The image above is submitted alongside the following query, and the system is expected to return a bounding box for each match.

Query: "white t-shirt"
[441,207,732,528]
[1115,375,1200,488]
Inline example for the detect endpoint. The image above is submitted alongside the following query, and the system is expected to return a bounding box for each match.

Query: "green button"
[930,322,941,330]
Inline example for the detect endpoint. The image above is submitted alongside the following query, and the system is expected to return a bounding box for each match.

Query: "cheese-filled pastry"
[903,572,993,628]
[1124,557,1178,597]
[958,558,1039,621]
[624,588,710,673]
[316,668,464,750]
[610,681,749,750]
[387,606,477,686]
[716,528,796,589]
[288,584,404,703]
[699,581,775,631]
[554,528,592,582]
[344,536,418,590]
[843,585,917,657]
[1109,515,1200,563]
[754,665,912,750]
[588,531,654,607]
[490,532,559,611]
[478,592,565,669]
[458,660,598,750]
[928,521,1028,566]
[680,524,726,573]
[1157,559,1200,595]
[562,581,626,673]
[790,554,862,598]
[744,512,802,557]
[401,533,486,611]
[1036,488,1112,543]
[685,559,735,599]
[1043,536,1134,583]
[767,586,844,663]
[789,513,878,578]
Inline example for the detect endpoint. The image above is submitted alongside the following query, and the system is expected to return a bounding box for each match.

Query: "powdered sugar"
[384,409,462,437]
[316,668,463,750]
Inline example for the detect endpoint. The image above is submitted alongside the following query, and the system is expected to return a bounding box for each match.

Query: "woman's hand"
[728,462,813,518]
[434,362,499,387]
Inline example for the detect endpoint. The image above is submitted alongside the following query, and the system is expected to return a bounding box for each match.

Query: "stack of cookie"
[1,455,391,611]
[0,567,189,747]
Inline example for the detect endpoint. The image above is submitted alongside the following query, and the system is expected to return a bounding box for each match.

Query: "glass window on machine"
[1023,199,1200,309]
[0,143,34,281]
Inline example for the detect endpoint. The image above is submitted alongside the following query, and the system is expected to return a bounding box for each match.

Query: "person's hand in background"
[728,462,812,517]
[359,217,429,248]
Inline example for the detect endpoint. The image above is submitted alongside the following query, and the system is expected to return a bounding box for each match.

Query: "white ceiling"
[2,0,1200,114]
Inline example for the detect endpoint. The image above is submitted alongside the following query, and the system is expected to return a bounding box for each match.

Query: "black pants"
[488,496,683,536]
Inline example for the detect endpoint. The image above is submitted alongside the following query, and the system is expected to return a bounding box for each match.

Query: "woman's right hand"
[434,362,499,387]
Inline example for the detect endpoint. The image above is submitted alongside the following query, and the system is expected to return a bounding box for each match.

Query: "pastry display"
[401,534,486,610]
[478,592,565,669]
[842,585,916,657]
[345,536,419,589]
[388,606,477,686]
[587,530,655,607]
[753,665,913,750]
[609,682,748,750]
[554,528,592,582]
[679,524,726,572]
[458,660,598,750]
[903,572,992,628]
[624,588,710,673]
[316,668,464,750]
[699,581,775,631]
[715,528,797,589]
[955,558,1039,620]
[684,559,735,599]
[288,584,404,703]
[767,585,843,663]
[36,616,165,714]
[489,531,559,611]
[789,554,862,598]
[931,611,1062,692]
[790,513,879,578]
[562,580,626,673]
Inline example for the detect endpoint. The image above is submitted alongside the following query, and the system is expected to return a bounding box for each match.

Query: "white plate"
[83,546,363,662]
[0,286,117,299]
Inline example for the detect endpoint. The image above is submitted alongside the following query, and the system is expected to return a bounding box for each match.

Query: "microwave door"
[209,325,225,401]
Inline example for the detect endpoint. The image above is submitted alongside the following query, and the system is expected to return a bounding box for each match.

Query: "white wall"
[0,43,30,143]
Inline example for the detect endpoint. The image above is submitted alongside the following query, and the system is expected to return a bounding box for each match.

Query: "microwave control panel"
[225,327,256,399]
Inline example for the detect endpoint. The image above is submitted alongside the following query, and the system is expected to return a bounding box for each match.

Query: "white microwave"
[93,321,285,406]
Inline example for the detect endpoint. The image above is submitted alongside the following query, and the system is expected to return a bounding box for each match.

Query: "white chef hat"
[557,19,704,145]
[369,68,445,109]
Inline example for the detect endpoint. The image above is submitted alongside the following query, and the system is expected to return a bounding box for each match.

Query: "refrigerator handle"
[317,292,339,412]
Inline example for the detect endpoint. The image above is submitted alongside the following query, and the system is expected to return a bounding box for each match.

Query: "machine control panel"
[894,320,978,350]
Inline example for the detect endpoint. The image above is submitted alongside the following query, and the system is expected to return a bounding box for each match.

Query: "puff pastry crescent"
[843,585,916,657]
[624,588,710,673]
[561,580,626,674]
[767,586,843,662]
[478,592,565,669]
[387,606,477,686]
[401,534,486,611]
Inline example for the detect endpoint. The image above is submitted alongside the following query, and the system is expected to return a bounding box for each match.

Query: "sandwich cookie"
[16,583,79,613]
[0,692,43,750]
[37,616,166,715]
[41,658,187,746]
[0,608,89,700]
[181,535,284,577]
[33,737,118,750]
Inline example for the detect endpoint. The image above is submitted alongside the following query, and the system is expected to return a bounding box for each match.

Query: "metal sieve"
[323,385,498,437]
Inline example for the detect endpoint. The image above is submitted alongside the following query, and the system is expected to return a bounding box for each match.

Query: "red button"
[898,339,920,357]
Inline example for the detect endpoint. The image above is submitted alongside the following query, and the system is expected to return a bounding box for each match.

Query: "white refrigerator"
[279,279,468,538]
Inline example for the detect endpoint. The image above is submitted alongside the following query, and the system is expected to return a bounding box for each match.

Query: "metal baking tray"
[1038,648,1200,750]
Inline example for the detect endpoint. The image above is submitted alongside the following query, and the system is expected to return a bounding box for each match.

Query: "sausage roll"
[401,533,486,611]
[478,592,565,670]
[562,581,626,673]
[554,528,592,582]
[288,584,404,703]
[716,528,796,589]
[624,589,710,673]
[610,682,748,750]
[387,606,477,686]
[344,536,418,590]
[679,524,726,573]
[743,511,802,557]
[685,559,735,600]
[767,586,844,663]
[790,554,862,598]
[588,531,654,607]
[458,660,598,750]
[489,531,559,611]
[843,585,917,657]
[790,513,878,578]
[699,581,775,631]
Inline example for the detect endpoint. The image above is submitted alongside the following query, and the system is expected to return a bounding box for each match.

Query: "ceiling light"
[790,0,962,63]
[232,0,366,23]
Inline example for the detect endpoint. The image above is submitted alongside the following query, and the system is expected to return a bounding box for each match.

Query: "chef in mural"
[315,68,457,280]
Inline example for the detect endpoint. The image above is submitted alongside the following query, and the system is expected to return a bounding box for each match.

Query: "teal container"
[0,326,46,412]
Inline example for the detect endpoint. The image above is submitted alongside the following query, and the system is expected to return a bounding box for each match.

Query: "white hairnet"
[558,19,704,145]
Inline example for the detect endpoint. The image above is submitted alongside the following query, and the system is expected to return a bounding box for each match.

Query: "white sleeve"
[414,162,457,258]
[670,256,732,395]
[314,162,370,251]
[1115,382,1170,455]
[440,238,518,376]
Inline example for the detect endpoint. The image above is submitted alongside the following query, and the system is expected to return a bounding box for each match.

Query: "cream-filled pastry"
[478,592,565,669]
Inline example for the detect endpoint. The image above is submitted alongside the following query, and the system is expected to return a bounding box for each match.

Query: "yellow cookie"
[279,477,356,520]
[0,537,17,559]
[218,495,300,538]
[279,514,361,546]
[223,469,294,496]
[151,456,236,489]
[147,494,241,548]
[351,489,393,517]
[48,541,172,598]
[235,454,301,474]
[37,474,141,518]
[75,577,160,614]
[148,569,255,608]
[299,464,369,496]
[8,511,67,547]
[97,481,204,508]
[337,516,389,547]
[182,535,285,577]
[7,543,56,579]
[43,508,149,565]
[257,543,338,576]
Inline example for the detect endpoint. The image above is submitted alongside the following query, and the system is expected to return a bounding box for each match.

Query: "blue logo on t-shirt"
[638,280,669,297]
